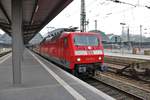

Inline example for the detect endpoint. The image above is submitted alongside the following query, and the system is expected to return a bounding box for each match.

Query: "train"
[32,28,105,76]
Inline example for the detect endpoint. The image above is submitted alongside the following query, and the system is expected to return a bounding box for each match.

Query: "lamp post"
[80,0,86,32]
[120,23,126,42]
[95,20,97,31]
[140,25,142,49]
[127,26,132,50]
[139,25,143,51]
[120,22,126,54]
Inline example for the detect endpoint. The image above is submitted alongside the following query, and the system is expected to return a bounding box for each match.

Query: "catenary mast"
[80,0,86,32]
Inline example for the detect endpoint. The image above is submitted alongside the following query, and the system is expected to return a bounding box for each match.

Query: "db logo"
[88,46,92,50]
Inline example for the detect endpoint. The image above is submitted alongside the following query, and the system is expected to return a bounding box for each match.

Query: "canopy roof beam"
[0,1,11,24]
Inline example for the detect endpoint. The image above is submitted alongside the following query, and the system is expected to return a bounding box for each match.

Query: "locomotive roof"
[63,32,100,35]
[47,28,98,36]
[42,28,100,43]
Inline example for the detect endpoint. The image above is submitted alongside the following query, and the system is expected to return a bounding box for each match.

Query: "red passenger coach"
[39,28,104,76]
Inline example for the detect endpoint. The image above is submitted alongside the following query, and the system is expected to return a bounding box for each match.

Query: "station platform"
[0,49,114,100]
[105,52,150,60]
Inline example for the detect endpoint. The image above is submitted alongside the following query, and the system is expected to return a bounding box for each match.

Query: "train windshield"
[74,35,99,46]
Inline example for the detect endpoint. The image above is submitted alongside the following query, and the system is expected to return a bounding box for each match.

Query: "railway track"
[105,63,150,83]
[93,71,150,100]
[81,77,141,100]
[0,48,11,56]
[0,50,11,57]
[104,55,150,82]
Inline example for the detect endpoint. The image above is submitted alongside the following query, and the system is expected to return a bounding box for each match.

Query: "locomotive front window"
[74,35,99,46]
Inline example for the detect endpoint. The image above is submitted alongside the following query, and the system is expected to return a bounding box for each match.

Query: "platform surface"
[105,52,150,60]
[0,49,114,100]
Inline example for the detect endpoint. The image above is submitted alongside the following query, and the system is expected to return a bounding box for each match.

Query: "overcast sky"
[40,0,150,37]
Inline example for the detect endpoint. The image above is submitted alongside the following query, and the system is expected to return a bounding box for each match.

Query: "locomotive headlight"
[77,58,81,62]
[98,56,102,60]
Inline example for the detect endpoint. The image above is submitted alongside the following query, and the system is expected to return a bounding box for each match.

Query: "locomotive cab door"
[62,37,69,68]
[63,37,68,59]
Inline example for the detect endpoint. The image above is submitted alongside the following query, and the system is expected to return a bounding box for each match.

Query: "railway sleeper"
[116,67,150,83]
[105,57,150,82]
[107,64,144,79]
[107,61,149,75]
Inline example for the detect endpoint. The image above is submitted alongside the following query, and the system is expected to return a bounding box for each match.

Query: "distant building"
[107,34,121,43]
[0,34,11,44]
[89,30,110,43]
[145,37,150,42]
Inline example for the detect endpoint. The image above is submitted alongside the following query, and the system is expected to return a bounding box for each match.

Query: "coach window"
[64,38,68,48]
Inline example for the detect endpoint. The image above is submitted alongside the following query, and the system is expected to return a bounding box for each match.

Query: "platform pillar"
[12,0,23,85]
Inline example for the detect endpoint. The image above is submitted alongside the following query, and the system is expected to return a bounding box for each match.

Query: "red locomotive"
[34,28,104,76]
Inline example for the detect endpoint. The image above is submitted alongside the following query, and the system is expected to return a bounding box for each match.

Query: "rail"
[0,48,12,57]
[81,76,142,100]
[93,71,150,100]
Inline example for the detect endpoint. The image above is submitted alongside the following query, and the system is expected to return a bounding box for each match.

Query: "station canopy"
[0,0,73,44]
